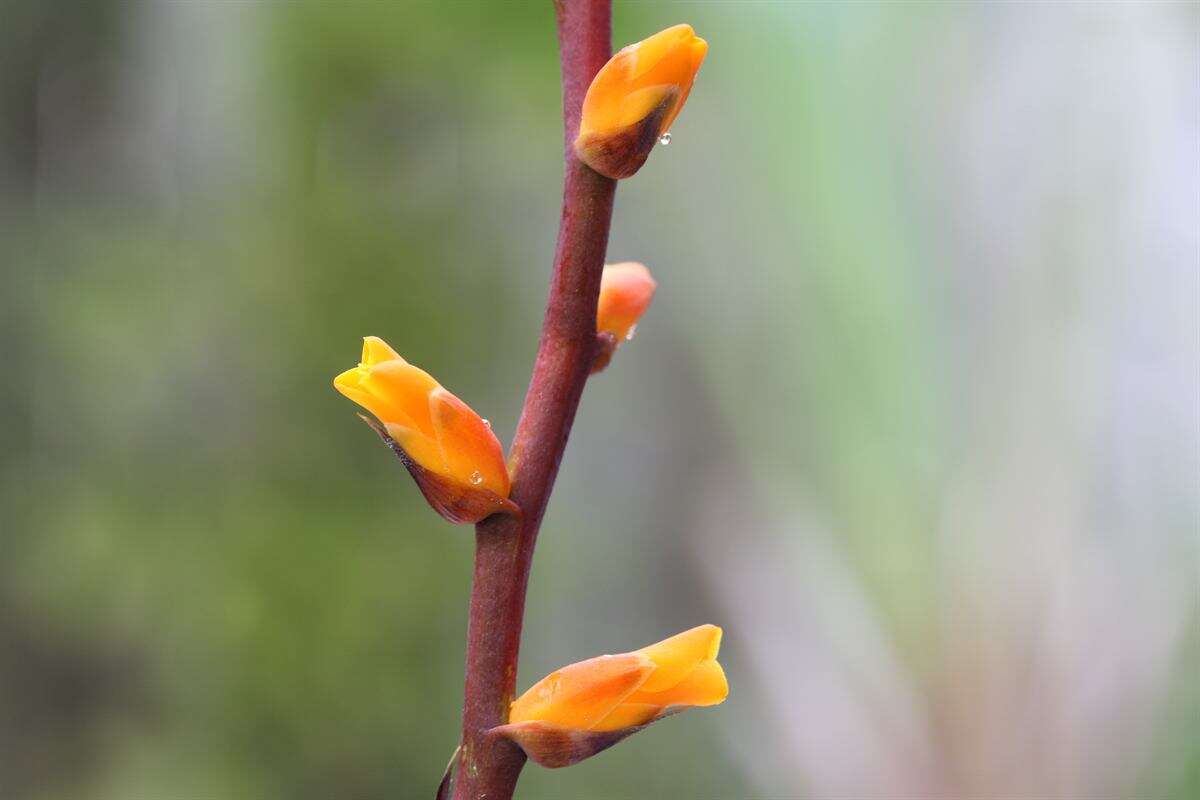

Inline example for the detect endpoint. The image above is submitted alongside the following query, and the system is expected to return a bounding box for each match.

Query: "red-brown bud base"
[359,415,521,525]
[574,91,677,180]
[490,721,639,768]
[590,331,619,374]
[490,708,684,769]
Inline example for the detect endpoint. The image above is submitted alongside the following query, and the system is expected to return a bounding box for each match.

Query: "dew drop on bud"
[658,132,672,146]
[625,324,638,342]
[482,418,491,428]
[470,470,483,485]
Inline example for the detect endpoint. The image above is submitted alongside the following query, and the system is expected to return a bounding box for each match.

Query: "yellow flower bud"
[334,336,517,524]
[575,24,708,180]
[495,625,727,767]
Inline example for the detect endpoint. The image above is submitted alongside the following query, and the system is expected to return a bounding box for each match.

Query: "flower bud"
[597,261,656,341]
[592,262,657,374]
[574,24,708,180]
[493,624,727,767]
[334,336,518,524]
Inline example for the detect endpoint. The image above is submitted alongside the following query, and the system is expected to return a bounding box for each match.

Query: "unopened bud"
[575,25,708,180]
[493,625,727,767]
[334,337,518,524]
[592,262,656,373]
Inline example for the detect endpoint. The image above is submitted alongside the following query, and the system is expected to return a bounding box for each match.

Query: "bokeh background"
[3,2,1197,798]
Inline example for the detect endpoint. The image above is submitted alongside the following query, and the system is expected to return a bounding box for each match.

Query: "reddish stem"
[451,2,615,799]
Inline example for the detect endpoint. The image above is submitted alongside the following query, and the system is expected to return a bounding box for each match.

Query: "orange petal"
[627,25,696,81]
[616,84,679,132]
[510,653,655,731]
[360,360,439,436]
[352,415,517,525]
[591,701,663,732]
[631,35,696,101]
[578,49,636,137]
[635,624,722,692]
[428,388,510,496]
[662,36,708,132]
[690,36,709,74]
[597,262,657,340]
[627,658,728,708]
[382,423,445,478]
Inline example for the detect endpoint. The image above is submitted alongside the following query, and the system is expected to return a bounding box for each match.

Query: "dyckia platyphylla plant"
[333,6,718,798]
[575,24,708,179]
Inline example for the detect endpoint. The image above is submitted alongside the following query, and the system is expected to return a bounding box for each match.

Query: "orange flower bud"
[574,24,708,180]
[597,261,656,341]
[334,336,518,524]
[592,262,657,374]
[494,624,727,767]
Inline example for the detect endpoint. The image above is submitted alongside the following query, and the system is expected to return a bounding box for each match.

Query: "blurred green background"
[2,1,1197,798]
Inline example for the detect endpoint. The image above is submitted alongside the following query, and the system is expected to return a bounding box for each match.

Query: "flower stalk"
[451,1,617,797]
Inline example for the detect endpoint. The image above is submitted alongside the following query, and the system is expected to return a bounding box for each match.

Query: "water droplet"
[469,470,483,485]
[625,324,638,342]
[482,418,491,428]
[658,132,672,146]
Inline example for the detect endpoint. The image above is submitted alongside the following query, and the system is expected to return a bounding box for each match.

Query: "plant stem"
[451,2,615,799]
